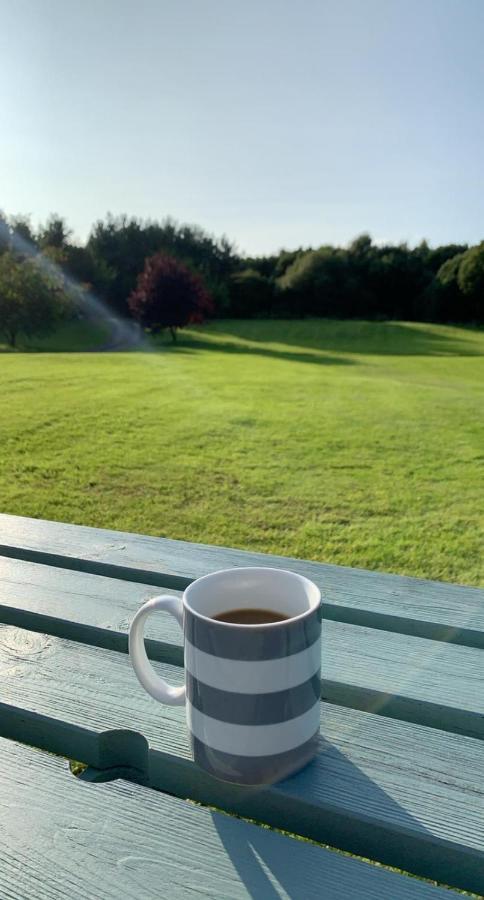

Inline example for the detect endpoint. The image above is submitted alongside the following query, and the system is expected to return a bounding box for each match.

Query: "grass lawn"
[0,319,482,586]
[0,318,109,353]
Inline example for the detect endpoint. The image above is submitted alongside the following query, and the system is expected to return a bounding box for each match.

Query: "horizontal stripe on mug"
[185,604,322,661]
[186,670,321,726]
[185,637,321,694]
[191,732,320,785]
[186,699,321,757]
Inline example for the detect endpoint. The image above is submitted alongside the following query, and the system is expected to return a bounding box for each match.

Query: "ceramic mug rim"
[183,566,321,629]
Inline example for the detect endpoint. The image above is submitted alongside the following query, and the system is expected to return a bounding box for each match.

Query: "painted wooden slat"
[0,626,482,894]
[0,556,182,661]
[0,738,459,900]
[0,514,483,647]
[0,558,482,739]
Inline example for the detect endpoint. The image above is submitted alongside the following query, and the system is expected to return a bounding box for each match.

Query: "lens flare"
[7,228,148,352]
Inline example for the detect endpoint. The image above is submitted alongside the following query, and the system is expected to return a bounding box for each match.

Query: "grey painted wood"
[0,738,459,900]
[1,514,483,647]
[0,558,482,738]
[0,625,482,893]
[0,556,184,663]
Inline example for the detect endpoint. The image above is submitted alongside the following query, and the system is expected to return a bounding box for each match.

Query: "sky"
[1,0,483,255]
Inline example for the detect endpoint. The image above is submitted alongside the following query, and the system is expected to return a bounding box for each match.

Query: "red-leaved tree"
[128,253,213,342]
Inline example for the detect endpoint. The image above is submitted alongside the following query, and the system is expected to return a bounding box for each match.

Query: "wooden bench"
[0,513,482,897]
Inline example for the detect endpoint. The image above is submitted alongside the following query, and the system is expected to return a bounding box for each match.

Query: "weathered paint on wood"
[0,516,482,893]
[0,557,179,658]
[0,559,482,738]
[1,514,483,647]
[0,737,460,900]
[0,625,482,893]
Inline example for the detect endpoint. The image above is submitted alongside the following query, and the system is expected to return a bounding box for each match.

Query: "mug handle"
[129,595,186,705]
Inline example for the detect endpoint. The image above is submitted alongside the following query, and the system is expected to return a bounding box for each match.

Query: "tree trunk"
[170,327,177,343]
[8,331,17,348]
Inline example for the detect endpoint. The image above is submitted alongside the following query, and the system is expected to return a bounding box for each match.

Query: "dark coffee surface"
[213,608,289,625]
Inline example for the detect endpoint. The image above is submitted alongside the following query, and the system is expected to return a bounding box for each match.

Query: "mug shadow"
[211,735,436,899]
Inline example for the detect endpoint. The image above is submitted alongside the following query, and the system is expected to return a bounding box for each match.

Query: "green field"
[1,319,482,586]
[1,318,110,353]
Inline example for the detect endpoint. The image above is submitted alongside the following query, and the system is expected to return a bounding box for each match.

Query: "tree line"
[0,211,483,346]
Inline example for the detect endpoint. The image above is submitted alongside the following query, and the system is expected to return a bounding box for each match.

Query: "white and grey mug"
[129,567,322,785]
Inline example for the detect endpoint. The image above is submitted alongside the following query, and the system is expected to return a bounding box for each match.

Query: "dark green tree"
[38,215,72,250]
[9,215,37,258]
[88,215,237,314]
[0,211,10,254]
[348,233,373,259]
[278,247,358,317]
[427,243,468,273]
[242,255,279,279]
[63,245,114,296]
[457,242,484,322]
[228,269,274,317]
[368,244,430,320]
[421,253,465,322]
[274,249,304,278]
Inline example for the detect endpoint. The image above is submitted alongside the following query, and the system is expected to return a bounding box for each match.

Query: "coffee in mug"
[213,608,289,624]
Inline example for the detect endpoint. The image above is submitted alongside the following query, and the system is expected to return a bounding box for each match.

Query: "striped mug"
[129,567,322,785]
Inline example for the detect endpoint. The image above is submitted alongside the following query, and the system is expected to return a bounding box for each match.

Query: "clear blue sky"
[1,0,483,255]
